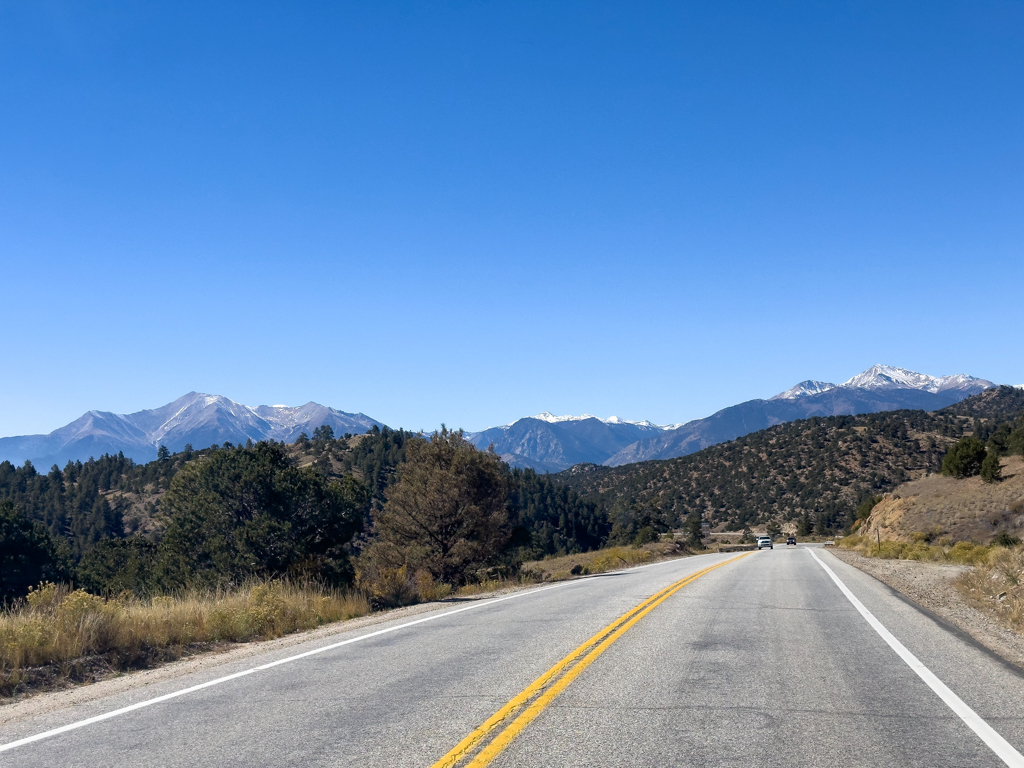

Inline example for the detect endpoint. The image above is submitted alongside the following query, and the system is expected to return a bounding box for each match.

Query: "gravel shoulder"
[830,548,1024,671]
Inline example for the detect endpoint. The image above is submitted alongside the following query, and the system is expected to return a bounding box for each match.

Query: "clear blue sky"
[1,1,1022,436]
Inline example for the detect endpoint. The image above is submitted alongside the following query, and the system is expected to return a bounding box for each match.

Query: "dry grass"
[520,541,687,582]
[957,546,1024,633]
[856,456,1024,545]
[0,581,369,695]
[839,534,994,565]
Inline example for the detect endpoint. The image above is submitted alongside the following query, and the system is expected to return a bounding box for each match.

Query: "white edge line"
[810,549,1024,768]
[0,553,732,755]
[0,582,572,754]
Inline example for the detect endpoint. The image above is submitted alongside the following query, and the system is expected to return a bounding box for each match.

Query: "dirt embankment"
[858,456,1024,544]
[830,549,1024,671]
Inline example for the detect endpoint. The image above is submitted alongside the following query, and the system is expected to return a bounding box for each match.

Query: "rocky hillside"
[856,455,1024,544]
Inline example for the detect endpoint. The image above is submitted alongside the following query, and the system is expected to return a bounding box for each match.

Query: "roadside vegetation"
[957,546,1024,635]
[520,541,682,582]
[0,580,369,696]
[839,533,1024,641]
[837,534,997,565]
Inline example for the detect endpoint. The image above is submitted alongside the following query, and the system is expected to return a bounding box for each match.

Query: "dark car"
[786,536,796,546]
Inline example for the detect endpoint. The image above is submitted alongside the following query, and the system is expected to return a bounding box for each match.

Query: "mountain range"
[0,393,382,468]
[466,365,995,471]
[0,365,997,471]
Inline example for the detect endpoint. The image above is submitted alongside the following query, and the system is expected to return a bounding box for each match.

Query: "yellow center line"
[431,552,750,768]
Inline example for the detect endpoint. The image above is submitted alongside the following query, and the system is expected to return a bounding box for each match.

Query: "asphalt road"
[4,546,1024,767]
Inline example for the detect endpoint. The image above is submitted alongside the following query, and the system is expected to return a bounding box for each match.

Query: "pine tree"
[941,436,986,479]
[981,450,1003,484]
[0,500,70,601]
[363,427,509,585]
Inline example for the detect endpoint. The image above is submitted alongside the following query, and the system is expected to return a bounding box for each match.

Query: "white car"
[756,536,773,550]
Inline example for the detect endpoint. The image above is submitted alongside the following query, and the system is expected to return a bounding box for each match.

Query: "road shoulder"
[829,548,1024,672]
[0,588,522,728]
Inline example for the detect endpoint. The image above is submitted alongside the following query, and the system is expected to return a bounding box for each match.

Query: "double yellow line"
[430,552,751,768]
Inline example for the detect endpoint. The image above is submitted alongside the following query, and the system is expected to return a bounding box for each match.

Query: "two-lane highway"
[3,546,1024,767]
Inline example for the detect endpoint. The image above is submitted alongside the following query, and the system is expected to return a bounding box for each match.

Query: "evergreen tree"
[981,450,1003,484]
[158,442,368,588]
[362,428,508,585]
[78,538,159,595]
[313,425,335,443]
[0,500,70,602]
[505,469,607,557]
[1009,426,1024,458]
[684,510,704,547]
[941,436,987,479]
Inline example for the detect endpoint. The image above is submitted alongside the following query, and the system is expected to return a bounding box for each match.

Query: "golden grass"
[956,546,1024,633]
[856,456,1024,545]
[520,542,684,582]
[0,581,370,694]
[839,534,994,565]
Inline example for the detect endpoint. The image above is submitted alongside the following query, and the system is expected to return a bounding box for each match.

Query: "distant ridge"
[0,393,383,467]
[604,365,994,466]
[467,365,995,472]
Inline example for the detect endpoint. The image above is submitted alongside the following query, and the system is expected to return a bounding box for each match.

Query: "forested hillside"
[557,387,1024,535]
[0,426,604,600]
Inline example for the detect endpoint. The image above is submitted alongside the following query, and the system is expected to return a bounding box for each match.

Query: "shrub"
[945,541,990,565]
[632,526,659,547]
[956,547,1024,634]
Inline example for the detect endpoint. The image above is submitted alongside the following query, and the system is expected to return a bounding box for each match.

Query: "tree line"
[0,427,606,602]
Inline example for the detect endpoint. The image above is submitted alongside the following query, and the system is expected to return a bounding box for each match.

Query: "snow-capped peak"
[771,365,995,400]
[841,365,993,394]
[530,412,599,424]
[770,380,837,400]
[527,413,674,430]
[604,415,661,428]
[842,364,935,391]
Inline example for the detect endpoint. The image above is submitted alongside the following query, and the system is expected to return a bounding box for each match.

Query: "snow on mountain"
[0,393,384,467]
[602,365,995,468]
[771,366,994,401]
[474,365,995,472]
[839,364,993,394]
[530,412,599,424]
[928,373,995,394]
[465,412,671,472]
[528,412,676,430]
[770,380,837,400]
[841,364,934,391]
